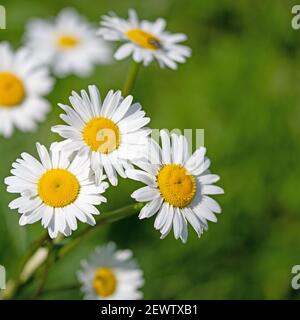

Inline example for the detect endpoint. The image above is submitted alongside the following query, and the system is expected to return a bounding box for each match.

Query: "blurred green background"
[0,0,300,299]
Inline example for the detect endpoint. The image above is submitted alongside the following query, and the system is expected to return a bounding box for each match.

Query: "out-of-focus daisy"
[52,85,151,186]
[126,130,224,243]
[77,242,144,300]
[0,42,54,137]
[5,143,108,239]
[25,8,111,77]
[98,9,191,69]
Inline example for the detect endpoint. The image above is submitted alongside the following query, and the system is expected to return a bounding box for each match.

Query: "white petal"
[201,195,222,214]
[160,130,171,164]
[138,197,163,219]
[183,207,203,236]
[198,174,220,184]
[126,169,156,187]
[201,185,224,195]
[131,186,159,202]
[114,43,134,60]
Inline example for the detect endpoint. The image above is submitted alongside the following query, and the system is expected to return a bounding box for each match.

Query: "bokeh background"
[0,0,299,299]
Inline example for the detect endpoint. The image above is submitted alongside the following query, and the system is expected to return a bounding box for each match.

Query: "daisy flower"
[5,143,108,239]
[51,85,151,186]
[77,242,144,300]
[126,130,224,243]
[0,42,54,137]
[25,8,111,77]
[98,9,191,69]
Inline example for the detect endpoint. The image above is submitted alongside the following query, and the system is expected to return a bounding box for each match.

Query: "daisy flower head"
[77,242,144,300]
[5,143,108,239]
[126,130,224,243]
[52,85,151,186]
[98,9,191,69]
[0,42,54,137]
[25,8,111,77]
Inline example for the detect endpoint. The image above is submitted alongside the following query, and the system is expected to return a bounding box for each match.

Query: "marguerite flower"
[98,9,191,69]
[77,242,144,300]
[25,8,111,77]
[51,85,151,186]
[126,130,224,243]
[5,143,108,239]
[0,42,54,137]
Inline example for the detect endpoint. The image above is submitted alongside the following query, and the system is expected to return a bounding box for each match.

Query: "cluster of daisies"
[0,8,191,138]
[5,85,223,242]
[3,8,223,300]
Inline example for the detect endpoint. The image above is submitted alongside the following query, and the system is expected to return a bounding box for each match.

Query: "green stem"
[122,61,141,96]
[58,203,143,259]
[34,203,142,299]
[33,240,55,299]
[0,233,49,300]
[1,203,143,300]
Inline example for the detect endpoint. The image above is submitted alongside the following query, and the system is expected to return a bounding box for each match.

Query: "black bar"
[0,300,297,318]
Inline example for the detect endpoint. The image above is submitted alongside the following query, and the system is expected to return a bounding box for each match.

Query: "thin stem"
[33,203,142,299]
[122,61,141,96]
[0,232,49,300]
[33,241,55,299]
[1,203,143,300]
[58,203,143,259]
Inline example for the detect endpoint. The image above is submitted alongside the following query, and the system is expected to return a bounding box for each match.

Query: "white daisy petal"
[183,207,203,236]
[180,216,188,243]
[185,147,206,173]
[192,203,217,223]
[98,10,191,69]
[201,195,222,214]
[160,206,174,238]
[102,155,118,186]
[198,174,220,184]
[133,161,159,176]
[5,143,107,238]
[112,95,133,123]
[154,202,169,230]
[36,142,52,169]
[173,208,183,239]
[201,185,224,195]
[138,197,163,219]
[0,42,54,138]
[131,186,159,202]
[160,129,171,164]
[77,243,144,300]
[114,43,135,60]
[129,131,224,242]
[52,86,151,186]
[25,9,111,77]
[126,169,156,187]
[171,133,179,163]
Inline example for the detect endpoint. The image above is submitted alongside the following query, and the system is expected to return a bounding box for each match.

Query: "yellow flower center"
[126,28,161,50]
[157,164,196,208]
[56,35,79,50]
[0,72,25,107]
[82,117,121,154]
[38,169,80,208]
[93,267,117,298]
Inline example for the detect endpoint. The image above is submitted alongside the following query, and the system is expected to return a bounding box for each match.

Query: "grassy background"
[1,0,300,299]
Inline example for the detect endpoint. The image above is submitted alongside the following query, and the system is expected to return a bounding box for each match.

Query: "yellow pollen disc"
[0,72,25,107]
[56,35,79,49]
[93,267,117,298]
[82,117,121,154]
[126,28,161,50]
[157,164,196,208]
[38,169,80,208]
